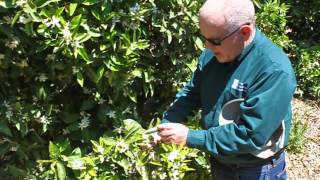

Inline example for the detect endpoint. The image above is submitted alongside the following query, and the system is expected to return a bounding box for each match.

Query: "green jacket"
[162,29,297,165]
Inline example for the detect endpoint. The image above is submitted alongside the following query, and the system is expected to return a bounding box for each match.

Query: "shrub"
[0,0,317,178]
[0,0,203,177]
[287,107,309,154]
[34,119,211,180]
[293,44,320,99]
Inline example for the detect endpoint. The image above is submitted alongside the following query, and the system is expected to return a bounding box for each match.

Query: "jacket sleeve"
[161,51,210,124]
[161,66,201,123]
[186,69,296,156]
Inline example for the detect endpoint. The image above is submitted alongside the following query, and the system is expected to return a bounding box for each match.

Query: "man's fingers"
[161,135,174,143]
[158,129,174,137]
[157,123,177,131]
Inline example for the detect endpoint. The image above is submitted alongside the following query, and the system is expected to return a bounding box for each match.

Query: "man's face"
[199,18,245,63]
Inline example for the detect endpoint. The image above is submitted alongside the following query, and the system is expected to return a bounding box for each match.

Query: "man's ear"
[240,26,252,40]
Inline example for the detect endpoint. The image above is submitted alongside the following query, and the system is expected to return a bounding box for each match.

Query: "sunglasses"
[203,23,251,46]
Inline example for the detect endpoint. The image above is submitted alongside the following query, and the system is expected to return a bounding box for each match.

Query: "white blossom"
[149,151,155,160]
[83,87,91,94]
[62,22,72,44]
[106,110,116,118]
[168,150,179,162]
[129,3,140,14]
[40,115,49,124]
[71,39,80,48]
[99,156,105,163]
[72,66,79,74]
[115,141,129,153]
[46,54,56,61]
[16,0,27,7]
[97,98,106,104]
[32,96,38,102]
[97,146,104,154]
[114,127,123,134]
[110,0,123,3]
[3,16,12,24]
[62,129,70,135]
[46,16,61,28]
[36,73,48,82]
[112,16,120,25]
[10,146,18,152]
[5,38,19,49]
[6,111,13,119]
[171,169,179,180]
[159,172,167,180]
[151,171,157,179]
[18,15,31,24]
[122,107,131,114]
[78,116,90,130]
[3,101,10,108]
[20,60,28,68]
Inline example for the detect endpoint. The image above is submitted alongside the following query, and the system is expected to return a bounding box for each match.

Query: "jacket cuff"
[187,129,206,150]
[161,118,170,124]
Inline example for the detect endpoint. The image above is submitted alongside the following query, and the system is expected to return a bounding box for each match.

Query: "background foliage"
[0,0,319,179]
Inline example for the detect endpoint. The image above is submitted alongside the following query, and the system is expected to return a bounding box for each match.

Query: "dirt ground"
[286,98,320,179]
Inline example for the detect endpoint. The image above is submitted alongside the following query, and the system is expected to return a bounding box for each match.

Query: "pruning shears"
[144,127,159,134]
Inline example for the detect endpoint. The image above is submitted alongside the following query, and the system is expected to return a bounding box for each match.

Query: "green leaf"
[56,161,66,180]
[0,1,14,8]
[97,104,108,123]
[19,122,28,137]
[123,119,144,143]
[76,33,91,43]
[70,14,82,30]
[131,69,142,78]
[0,142,11,156]
[49,141,60,159]
[78,48,90,62]
[91,8,101,20]
[166,30,172,44]
[82,0,101,6]
[66,122,80,132]
[81,99,96,111]
[86,67,98,83]
[100,137,117,146]
[69,3,78,16]
[35,0,60,8]
[77,72,84,87]
[11,10,23,27]
[96,66,105,82]
[87,29,101,37]
[59,139,71,153]
[195,37,204,50]
[0,121,12,137]
[7,165,27,177]
[115,158,130,171]
[71,147,82,157]
[66,156,85,170]
[61,112,79,123]
[81,129,90,143]
[55,7,65,16]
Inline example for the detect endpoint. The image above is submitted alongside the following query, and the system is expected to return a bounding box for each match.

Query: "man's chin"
[216,57,233,64]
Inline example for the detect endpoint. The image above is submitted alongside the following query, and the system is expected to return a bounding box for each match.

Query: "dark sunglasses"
[203,23,251,46]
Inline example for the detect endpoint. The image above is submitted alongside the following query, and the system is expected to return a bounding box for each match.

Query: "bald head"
[199,0,255,32]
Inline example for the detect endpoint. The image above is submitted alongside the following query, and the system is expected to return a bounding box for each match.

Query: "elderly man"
[155,0,296,179]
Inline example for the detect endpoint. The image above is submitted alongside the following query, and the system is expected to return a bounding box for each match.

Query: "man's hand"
[157,123,189,145]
